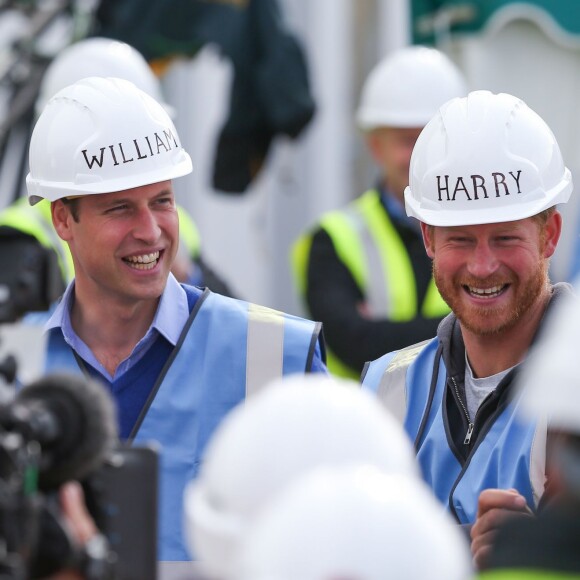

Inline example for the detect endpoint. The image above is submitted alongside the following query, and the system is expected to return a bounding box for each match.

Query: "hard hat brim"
[27,153,193,206]
[404,171,573,226]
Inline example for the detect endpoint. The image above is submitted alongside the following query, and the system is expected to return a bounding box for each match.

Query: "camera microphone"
[0,372,118,489]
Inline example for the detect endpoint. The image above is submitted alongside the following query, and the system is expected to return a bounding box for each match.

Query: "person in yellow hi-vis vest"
[0,37,235,309]
[292,46,467,379]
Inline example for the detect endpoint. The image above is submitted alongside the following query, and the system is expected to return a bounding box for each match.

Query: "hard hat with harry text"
[405,90,572,226]
[26,76,192,206]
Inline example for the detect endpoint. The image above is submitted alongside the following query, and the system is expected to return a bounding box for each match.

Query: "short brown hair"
[61,197,81,222]
[530,206,556,227]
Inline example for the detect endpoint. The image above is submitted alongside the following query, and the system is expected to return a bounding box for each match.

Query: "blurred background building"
[1,0,580,315]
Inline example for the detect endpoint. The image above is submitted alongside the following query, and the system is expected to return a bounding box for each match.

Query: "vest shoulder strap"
[246,302,286,396]
[377,339,431,423]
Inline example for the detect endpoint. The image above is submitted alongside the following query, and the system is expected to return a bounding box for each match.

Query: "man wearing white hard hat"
[361,90,574,568]
[292,46,466,379]
[0,37,234,299]
[26,76,326,571]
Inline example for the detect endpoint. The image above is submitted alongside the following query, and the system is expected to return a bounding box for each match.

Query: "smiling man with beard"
[361,90,574,571]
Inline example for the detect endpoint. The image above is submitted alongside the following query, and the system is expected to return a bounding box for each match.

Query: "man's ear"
[51,200,73,242]
[420,222,435,259]
[542,209,563,259]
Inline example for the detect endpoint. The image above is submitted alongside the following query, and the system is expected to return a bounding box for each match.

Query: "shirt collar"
[45,273,189,347]
[152,274,189,345]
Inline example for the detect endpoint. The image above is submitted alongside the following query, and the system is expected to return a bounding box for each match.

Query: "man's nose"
[467,241,499,278]
[133,208,161,243]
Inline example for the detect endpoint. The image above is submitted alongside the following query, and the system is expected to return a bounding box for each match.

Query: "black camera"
[0,230,65,325]
[82,445,159,580]
[0,372,158,580]
[0,372,117,579]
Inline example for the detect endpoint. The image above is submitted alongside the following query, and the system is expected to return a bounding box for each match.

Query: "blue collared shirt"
[45,273,189,381]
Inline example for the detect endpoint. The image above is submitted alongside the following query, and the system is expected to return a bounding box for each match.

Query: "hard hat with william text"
[405,90,572,226]
[26,77,192,205]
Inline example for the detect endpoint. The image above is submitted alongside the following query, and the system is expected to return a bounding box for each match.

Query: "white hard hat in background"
[26,77,192,205]
[405,90,573,227]
[36,37,173,116]
[236,466,472,580]
[356,45,467,130]
[184,374,419,579]
[518,291,580,434]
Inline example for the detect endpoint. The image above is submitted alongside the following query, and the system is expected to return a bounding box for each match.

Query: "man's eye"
[106,205,127,213]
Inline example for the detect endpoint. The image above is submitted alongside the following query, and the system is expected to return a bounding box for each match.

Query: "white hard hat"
[237,466,472,580]
[184,374,419,579]
[518,292,580,434]
[356,45,467,130]
[405,90,573,226]
[36,37,173,116]
[26,76,192,205]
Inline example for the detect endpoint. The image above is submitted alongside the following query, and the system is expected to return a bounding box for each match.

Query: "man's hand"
[59,481,98,546]
[47,481,98,580]
[470,488,533,570]
[356,301,372,319]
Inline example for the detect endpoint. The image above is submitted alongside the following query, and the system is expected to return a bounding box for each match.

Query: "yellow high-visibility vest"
[291,189,449,379]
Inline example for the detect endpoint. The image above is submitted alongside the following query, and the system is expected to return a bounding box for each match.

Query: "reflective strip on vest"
[350,190,414,318]
[319,210,367,292]
[377,339,430,423]
[246,303,285,397]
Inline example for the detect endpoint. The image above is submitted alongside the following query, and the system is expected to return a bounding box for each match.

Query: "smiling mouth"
[463,284,508,299]
[123,251,160,270]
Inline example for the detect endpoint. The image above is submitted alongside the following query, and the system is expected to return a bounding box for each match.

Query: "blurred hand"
[357,301,372,319]
[47,481,98,580]
[471,488,533,571]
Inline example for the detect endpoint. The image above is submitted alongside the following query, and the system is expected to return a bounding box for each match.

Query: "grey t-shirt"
[464,353,515,421]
